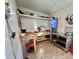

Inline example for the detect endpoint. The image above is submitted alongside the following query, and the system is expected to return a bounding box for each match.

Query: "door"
[5,0,23,59]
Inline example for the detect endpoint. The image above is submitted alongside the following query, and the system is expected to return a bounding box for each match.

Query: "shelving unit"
[57,39,66,44]
[54,41,65,50]
[50,33,72,52]
[17,12,51,31]
[37,32,50,42]
[37,37,49,42]
[18,13,50,20]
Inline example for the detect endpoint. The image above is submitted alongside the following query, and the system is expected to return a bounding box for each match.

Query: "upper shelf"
[66,25,73,28]
[18,13,50,20]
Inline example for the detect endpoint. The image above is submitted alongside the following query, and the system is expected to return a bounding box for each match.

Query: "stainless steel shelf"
[57,40,66,44]
[54,43,65,50]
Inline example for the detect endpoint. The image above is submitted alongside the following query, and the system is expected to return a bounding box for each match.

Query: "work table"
[35,32,50,41]
[20,31,50,58]
[20,34,37,58]
[20,34,37,51]
[35,31,50,36]
[20,31,50,51]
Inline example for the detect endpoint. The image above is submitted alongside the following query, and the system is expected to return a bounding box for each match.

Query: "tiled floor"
[27,40,73,59]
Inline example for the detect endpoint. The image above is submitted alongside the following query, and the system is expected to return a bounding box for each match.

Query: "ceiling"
[16,0,73,15]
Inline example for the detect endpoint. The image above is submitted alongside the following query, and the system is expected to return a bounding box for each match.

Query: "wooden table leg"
[33,37,37,52]
[21,41,28,59]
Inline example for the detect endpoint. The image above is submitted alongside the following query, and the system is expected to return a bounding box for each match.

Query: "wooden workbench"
[20,34,37,58]
[20,32,50,58]
[35,32,50,41]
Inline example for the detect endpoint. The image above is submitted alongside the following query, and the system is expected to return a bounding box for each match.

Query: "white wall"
[17,6,50,32]
[20,16,50,32]
[18,5,73,33]
[52,5,73,34]
[5,0,23,59]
